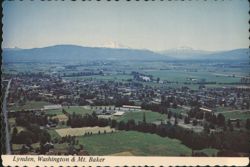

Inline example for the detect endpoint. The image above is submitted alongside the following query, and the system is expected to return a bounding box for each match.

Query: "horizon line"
[2,43,248,53]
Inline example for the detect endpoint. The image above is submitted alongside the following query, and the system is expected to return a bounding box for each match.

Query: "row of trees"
[15,112,48,127]
[65,109,250,154]
[67,112,112,128]
[188,107,226,126]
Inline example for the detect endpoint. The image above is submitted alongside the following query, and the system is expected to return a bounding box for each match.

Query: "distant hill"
[204,48,249,61]
[2,45,168,63]
[3,45,249,63]
[160,47,249,61]
[3,47,22,51]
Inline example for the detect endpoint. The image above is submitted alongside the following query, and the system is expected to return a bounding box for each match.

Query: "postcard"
[1,0,249,166]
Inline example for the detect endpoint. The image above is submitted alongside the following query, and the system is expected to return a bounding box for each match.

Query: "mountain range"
[2,44,249,63]
[160,47,249,60]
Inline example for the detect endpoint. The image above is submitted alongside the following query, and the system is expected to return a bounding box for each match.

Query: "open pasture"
[144,69,241,83]
[77,131,192,156]
[221,110,250,120]
[117,111,166,123]
[62,106,94,115]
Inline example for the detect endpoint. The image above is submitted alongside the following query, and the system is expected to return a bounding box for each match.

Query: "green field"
[47,129,61,139]
[46,109,63,115]
[222,111,250,120]
[9,100,52,111]
[63,106,94,115]
[117,111,166,123]
[215,107,250,120]
[145,70,241,83]
[170,108,188,115]
[195,148,219,156]
[77,131,192,156]
[215,107,234,112]
[46,106,93,116]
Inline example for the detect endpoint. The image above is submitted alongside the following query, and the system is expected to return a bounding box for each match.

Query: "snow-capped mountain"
[160,46,215,59]
[160,46,249,60]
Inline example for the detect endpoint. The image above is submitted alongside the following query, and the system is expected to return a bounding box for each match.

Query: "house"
[140,76,151,82]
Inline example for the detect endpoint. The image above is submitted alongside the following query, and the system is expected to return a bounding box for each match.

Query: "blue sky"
[2,0,249,51]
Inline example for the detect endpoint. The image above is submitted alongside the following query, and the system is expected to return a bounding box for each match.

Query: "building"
[200,107,213,113]
[122,105,141,109]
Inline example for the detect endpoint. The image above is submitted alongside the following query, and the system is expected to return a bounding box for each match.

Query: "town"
[2,62,250,156]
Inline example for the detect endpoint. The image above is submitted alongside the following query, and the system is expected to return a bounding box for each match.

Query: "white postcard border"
[1,155,250,166]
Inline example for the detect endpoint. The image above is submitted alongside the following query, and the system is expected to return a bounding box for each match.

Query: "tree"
[62,108,66,114]
[172,102,177,109]
[20,145,29,154]
[143,112,146,123]
[192,119,198,126]
[110,119,117,128]
[229,123,234,131]
[67,115,71,126]
[157,77,160,83]
[126,119,136,130]
[184,116,190,124]
[11,126,18,143]
[168,111,172,119]
[39,130,51,145]
[217,114,225,126]
[245,119,250,130]
[203,123,210,133]
[15,130,36,144]
[174,117,178,125]
[236,120,240,128]
[118,121,126,130]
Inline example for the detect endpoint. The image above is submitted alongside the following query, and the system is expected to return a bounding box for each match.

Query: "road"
[2,79,12,154]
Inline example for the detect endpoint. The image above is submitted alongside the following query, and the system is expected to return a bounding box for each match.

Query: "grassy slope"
[77,131,192,156]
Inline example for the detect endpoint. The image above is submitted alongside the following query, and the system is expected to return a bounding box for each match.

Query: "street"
[2,79,12,154]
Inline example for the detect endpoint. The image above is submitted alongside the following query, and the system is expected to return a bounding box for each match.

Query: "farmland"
[117,111,166,123]
[9,100,52,111]
[221,110,250,120]
[46,106,93,115]
[144,70,241,83]
[55,126,115,137]
[62,106,94,115]
[77,131,192,156]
